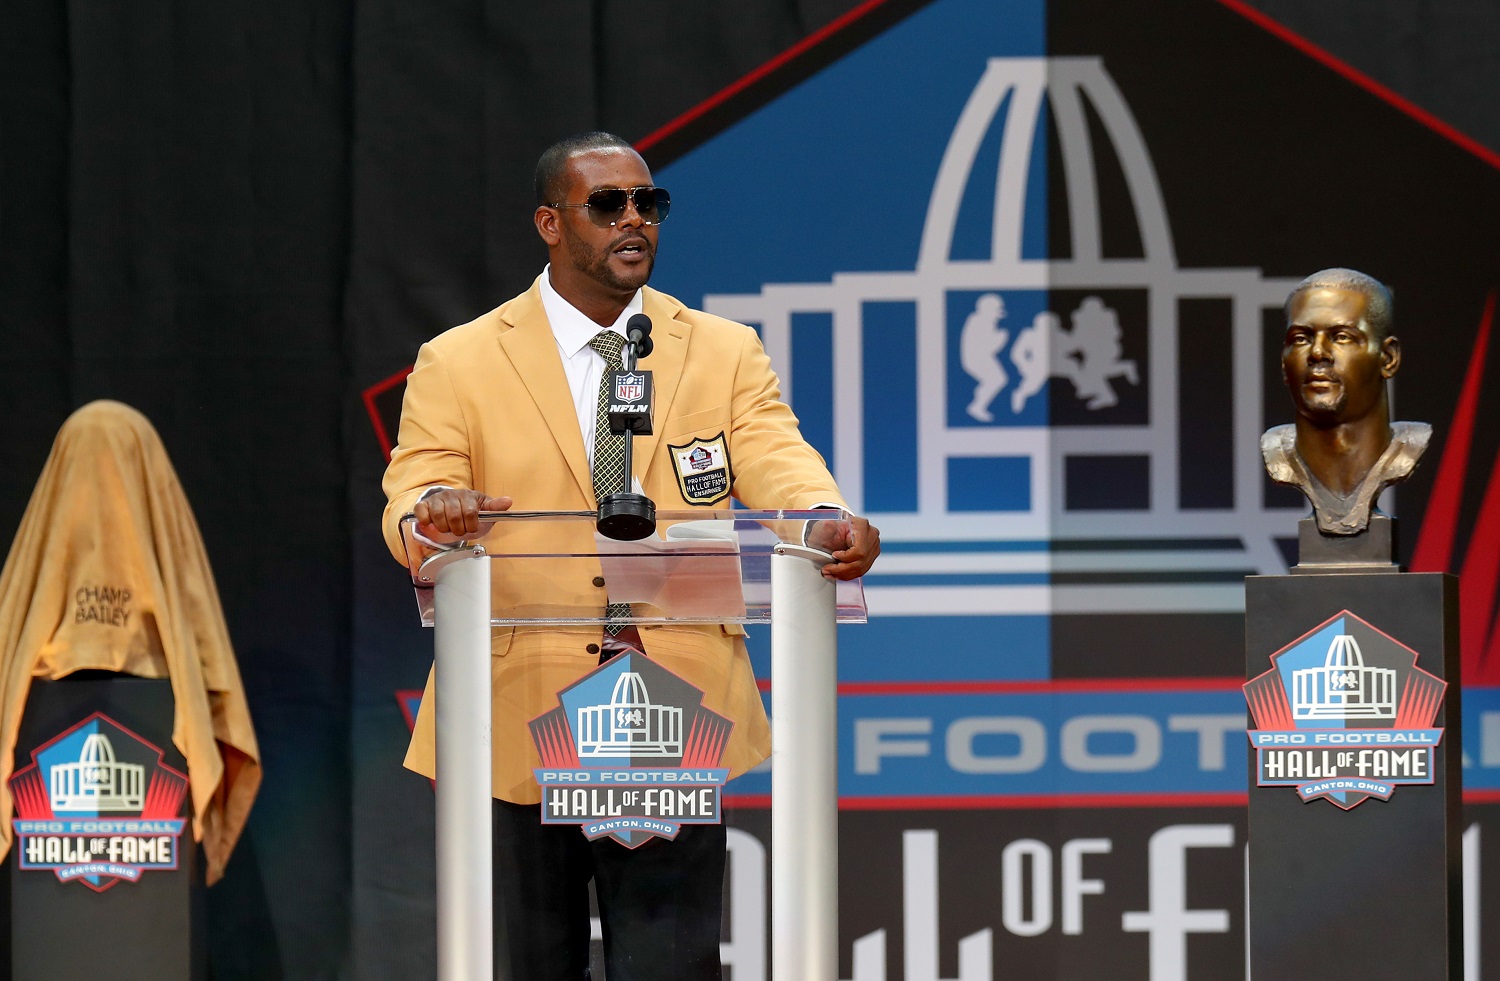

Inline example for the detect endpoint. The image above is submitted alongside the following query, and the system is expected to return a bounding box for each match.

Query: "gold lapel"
[634,289,690,484]
[497,283,594,501]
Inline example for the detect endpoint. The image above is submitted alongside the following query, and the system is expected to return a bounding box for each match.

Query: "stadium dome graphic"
[703,58,1327,617]
[50,732,145,813]
[1292,633,1397,721]
[576,672,682,759]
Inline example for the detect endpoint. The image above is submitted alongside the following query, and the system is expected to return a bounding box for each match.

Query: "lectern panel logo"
[530,652,732,847]
[1244,611,1445,809]
[668,432,731,505]
[9,712,189,891]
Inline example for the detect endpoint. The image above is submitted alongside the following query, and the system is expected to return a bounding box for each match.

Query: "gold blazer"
[383,277,844,803]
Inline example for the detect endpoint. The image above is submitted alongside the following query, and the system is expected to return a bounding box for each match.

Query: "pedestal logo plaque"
[1245,610,1446,809]
[8,711,189,891]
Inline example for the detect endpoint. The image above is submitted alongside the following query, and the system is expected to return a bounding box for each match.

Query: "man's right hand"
[413,488,513,542]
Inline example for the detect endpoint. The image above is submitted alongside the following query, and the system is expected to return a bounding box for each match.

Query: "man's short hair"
[1285,267,1394,340]
[534,132,636,207]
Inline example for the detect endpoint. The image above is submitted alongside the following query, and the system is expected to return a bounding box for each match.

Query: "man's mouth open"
[614,238,650,260]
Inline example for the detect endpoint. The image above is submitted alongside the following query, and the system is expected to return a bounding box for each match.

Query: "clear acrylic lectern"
[398,509,868,981]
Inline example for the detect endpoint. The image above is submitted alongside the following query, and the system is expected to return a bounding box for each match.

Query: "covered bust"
[0,400,260,884]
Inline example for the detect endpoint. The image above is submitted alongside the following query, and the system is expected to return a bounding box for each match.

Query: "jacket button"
[592,576,606,588]
[586,644,600,655]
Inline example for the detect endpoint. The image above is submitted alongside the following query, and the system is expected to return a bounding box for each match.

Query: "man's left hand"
[811,515,881,581]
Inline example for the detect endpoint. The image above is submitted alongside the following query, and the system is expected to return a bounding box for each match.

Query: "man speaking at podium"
[382,132,879,980]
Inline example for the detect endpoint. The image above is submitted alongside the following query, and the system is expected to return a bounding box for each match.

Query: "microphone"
[626,312,654,360]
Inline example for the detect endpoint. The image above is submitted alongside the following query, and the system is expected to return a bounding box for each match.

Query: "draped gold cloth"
[0,401,260,884]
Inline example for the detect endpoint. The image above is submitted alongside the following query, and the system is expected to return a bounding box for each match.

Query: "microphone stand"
[596,322,657,540]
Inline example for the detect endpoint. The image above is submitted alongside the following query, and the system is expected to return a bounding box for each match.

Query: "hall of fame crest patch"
[1245,610,1446,810]
[668,432,731,506]
[529,652,732,847]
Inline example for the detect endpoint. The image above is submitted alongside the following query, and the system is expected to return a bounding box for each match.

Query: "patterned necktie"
[587,331,632,633]
[587,331,628,501]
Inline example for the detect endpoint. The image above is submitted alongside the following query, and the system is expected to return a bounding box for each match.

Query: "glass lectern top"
[398,509,868,627]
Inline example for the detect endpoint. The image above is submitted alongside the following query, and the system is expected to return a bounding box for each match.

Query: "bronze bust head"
[1261,268,1430,535]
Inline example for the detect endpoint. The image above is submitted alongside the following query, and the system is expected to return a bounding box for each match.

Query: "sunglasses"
[549,186,671,227]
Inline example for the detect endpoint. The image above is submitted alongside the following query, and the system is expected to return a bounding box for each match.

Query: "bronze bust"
[1261,268,1430,535]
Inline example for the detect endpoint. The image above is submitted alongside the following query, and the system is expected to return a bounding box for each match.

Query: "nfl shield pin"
[614,372,645,402]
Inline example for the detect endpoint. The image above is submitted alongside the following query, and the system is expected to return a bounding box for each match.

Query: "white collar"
[539,264,644,357]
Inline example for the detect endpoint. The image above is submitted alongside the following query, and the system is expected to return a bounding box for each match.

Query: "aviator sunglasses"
[549,186,671,227]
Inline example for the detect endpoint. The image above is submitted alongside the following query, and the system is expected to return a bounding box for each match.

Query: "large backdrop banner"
[3,0,1499,978]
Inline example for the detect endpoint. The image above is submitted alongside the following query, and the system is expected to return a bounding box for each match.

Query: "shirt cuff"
[802,504,846,547]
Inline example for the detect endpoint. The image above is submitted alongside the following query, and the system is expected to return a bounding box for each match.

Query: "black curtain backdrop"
[2,1,1497,978]
[1240,0,1500,157]
[2,1,353,978]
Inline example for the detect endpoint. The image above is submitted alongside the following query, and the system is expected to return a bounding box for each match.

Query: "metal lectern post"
[770,544,839,981]
[428,547,495,981]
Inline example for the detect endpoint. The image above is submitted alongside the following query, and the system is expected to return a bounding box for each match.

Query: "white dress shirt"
[538,264,645,467]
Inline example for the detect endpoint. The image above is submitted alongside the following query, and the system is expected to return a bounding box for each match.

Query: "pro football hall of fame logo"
[529,653,733,847]
[1245,611,1446,810]
[8,712,189,891]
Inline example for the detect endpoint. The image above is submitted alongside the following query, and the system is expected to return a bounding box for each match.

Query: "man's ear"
[1380,335,1401,379]
[535,206,561,247]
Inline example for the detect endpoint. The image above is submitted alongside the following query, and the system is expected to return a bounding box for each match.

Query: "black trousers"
[492,799,727,981]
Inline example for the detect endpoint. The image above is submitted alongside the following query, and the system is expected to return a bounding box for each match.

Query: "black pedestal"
[4,677,205,981]
[1245,573,1461,980]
